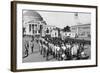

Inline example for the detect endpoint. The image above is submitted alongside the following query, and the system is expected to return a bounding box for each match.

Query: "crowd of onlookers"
[23,36,91,61]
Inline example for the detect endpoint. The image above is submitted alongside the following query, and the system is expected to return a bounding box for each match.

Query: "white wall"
[0,0,99,73]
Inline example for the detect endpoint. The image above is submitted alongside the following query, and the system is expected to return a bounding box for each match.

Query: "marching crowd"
[24,36,90,61]
[39,37,90,61]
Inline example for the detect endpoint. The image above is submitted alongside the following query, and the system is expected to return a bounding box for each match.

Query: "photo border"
[11,1,98,72]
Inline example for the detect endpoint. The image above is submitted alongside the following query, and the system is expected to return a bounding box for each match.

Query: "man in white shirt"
[71,43,79,59]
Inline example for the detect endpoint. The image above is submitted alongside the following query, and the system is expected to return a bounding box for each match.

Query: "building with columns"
[23,10,59,38]
[23,10,47,37]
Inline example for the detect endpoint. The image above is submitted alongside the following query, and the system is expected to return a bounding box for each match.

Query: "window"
[32,30,34,34]
[83,27,90,29]
[40,25,42,30]
[32,25,34,30]
[34,30,37,33]
[72,27,76,30]
[29,24,31,32]
[38,30,41,33]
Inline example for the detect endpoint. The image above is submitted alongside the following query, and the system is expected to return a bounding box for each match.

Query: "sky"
[37,10,91,29]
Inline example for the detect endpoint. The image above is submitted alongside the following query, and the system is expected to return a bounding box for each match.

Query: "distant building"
[51,29,59,37]
[71,24,91,38]
[23,10,59,38]
[42,25,58,37]
[60,31,76,40]
[23,10,46,36]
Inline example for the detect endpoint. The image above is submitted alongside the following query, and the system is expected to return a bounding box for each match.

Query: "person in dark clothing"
[31,44,34,53]
[25,42,29,57]
[31,40,34,53]
[77,43,84,59]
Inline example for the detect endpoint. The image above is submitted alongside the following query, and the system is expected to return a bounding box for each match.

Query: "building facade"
[51,29,59,37]
[23,10,59,38]
[71,24,91,38]
[60,31,76,40]
[42,25,59,37]
[23,10,46,37]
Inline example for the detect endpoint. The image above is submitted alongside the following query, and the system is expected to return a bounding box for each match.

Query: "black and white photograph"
[11,1,97,71]
[22,10,91,63]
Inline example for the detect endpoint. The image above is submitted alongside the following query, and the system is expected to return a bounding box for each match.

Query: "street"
[23,51,57,63]
[23,38,57,63]
[22,37,91,63]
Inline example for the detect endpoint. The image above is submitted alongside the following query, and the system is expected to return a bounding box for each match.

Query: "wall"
[0,0,99,73]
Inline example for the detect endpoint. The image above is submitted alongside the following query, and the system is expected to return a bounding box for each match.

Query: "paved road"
[23,51,57,63]
[23,52,45,63]
[23,38,56,63]
[22,37,91,63]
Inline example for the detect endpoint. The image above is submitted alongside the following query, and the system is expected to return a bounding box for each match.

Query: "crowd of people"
[23,36,35,58]
[39,37,90,61]
[23,36,90,61]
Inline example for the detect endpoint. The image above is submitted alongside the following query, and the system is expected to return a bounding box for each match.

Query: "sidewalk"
[23,52,46,63]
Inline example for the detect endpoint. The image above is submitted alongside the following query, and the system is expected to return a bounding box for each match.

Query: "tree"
[63,26,71,32]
